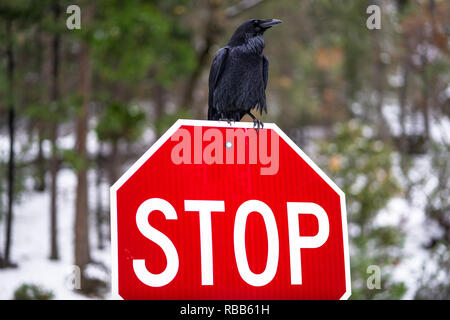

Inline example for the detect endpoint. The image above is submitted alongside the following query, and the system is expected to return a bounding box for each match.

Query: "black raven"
[207,19,282,130]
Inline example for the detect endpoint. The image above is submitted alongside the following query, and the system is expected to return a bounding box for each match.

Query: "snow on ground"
[376,195,429,299]
[378,103,450,299]
[0,168,111,300]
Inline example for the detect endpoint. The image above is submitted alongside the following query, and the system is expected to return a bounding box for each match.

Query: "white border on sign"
[110,119,351,300]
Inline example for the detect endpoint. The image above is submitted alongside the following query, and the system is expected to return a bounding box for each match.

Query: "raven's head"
[228,19,282,49]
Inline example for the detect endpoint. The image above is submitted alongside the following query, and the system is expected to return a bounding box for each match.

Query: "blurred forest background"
[0,0,449,299]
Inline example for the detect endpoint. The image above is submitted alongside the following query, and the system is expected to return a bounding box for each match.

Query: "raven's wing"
[208,47,229,120]
[260,54,269,114]
[263,54,269,90]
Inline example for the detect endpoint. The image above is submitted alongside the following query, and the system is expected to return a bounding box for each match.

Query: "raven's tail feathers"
[208,106,220,120]
[256,101,267,116]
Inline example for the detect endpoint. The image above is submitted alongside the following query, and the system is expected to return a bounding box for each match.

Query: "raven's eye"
[252,19,260,25]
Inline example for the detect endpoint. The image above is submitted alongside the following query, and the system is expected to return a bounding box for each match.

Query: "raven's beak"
[260,19,283,29]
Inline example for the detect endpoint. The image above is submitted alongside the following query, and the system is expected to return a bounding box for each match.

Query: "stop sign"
[110,119,351,300]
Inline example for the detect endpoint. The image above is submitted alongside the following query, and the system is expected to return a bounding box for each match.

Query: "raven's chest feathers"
[213,48,266,114]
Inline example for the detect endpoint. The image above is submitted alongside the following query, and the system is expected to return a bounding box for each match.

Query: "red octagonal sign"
[111,119,351,300]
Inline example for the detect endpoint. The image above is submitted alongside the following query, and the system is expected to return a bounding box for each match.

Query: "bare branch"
[225,0,267,19]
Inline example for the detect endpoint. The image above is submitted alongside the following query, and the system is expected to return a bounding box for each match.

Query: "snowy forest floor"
[0,169,112,300]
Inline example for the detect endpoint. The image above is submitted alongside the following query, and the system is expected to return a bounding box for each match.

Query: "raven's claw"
[253,118,264,132]
[218,117,234,126]
[247,112,264,132]
[225,118,235,126]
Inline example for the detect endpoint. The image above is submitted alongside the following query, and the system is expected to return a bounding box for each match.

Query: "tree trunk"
[35,127,47,192]
[370,16,390,141]
[2,19,17,269]
[34,28,47,192]
[181,36,214,112]
[49,1,61,261]
[420,54,430,140]
[74,3,93,288]
[49,122,59,260]
[399,49,410,154]
[108,139,119,187]
[95,143,105,250]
